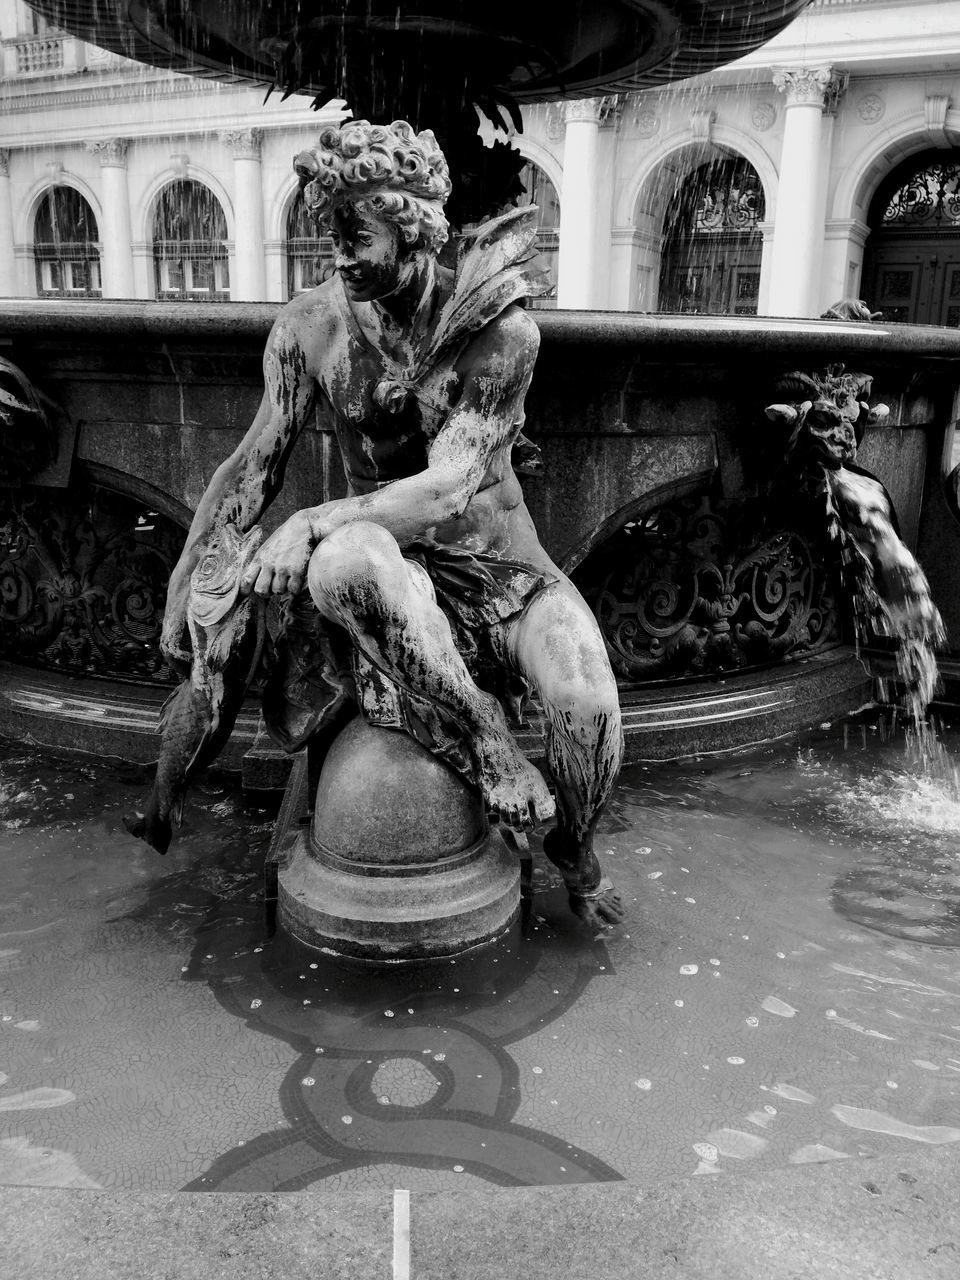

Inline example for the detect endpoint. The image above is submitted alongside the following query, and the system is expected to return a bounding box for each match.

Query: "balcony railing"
[15,35,63,74]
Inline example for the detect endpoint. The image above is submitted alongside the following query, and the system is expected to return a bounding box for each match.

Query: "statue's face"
[799,400,859,469]
[330,204,409,302]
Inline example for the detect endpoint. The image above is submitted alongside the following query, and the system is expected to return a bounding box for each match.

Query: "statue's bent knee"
[555,677,621,731]
[307,521,399,611]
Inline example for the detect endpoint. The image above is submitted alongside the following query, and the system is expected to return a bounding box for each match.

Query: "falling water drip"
[826,466,956,793]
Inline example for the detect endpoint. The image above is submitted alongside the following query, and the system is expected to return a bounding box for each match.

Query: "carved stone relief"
[577,492,837,681]
[633,106,659,138]
[0,483,184,684]
[750,102,777,132]
[856,94,885,124]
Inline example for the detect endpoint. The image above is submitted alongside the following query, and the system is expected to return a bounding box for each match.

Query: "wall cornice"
[0,69,345,131]
[0,70,215,115]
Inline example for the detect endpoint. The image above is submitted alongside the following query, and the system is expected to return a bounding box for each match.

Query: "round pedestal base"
[277,719,520,963]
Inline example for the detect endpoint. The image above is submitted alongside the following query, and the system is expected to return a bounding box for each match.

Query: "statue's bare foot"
[474,731,555,831]
[569,878,625,930]
[543,828,623,930]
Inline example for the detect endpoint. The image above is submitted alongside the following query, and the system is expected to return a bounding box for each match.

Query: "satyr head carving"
[765,365,889,471]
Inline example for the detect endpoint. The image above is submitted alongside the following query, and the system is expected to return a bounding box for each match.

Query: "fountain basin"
[25,0,814,106]
[1,302,958,769]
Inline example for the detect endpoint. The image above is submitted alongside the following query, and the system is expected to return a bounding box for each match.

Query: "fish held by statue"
[124,524,266,854]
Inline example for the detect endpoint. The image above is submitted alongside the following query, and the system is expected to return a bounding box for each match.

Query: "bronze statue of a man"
[159,120,624,929]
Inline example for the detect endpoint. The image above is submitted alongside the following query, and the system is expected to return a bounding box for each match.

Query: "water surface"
[3,716,960,1191]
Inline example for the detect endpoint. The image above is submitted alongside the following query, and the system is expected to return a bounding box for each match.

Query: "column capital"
[564,97,603,126]
[563,96,622,127]
[88,138,129,168]
[222,128,263,160]
[0,150,8,178]
[824,217,870,247]
[773,67,847,113]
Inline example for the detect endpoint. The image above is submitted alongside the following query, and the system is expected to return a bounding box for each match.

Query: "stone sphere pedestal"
[277,718,520,963]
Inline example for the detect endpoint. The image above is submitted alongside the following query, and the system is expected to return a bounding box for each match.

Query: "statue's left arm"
[242,307,538,594]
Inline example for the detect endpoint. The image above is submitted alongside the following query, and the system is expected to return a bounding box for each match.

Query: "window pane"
[34,187,101,299]
[658,157,764,316]
[152,181,229,302]
[516,163,560,308]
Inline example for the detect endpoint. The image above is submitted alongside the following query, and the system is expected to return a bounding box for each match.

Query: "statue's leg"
[504,580,625,929]
[307,522,555,830]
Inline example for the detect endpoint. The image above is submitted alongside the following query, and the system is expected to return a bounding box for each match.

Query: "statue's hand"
[239,511,313,597]
[160,569,193,676]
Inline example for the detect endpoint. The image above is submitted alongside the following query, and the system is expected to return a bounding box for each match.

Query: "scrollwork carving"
[580,493,837,680]
[0,483,184,684]
[881,160,960,229]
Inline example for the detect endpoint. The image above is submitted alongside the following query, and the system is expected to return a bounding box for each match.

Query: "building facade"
[1,0,959,320]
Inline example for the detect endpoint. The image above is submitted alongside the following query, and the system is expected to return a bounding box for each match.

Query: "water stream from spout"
[827,465,958,795]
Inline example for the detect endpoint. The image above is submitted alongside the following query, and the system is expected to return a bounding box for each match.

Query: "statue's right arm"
[160,314,317,669]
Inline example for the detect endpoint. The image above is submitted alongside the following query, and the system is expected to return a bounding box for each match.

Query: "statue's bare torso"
[285,273,555,575]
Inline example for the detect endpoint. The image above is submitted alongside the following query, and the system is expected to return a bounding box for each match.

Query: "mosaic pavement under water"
[4,715,960,1193]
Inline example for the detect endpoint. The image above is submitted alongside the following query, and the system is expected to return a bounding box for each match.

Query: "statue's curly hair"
[294,120,452,254]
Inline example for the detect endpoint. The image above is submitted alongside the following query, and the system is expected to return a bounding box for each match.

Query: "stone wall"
[2,301,958,678]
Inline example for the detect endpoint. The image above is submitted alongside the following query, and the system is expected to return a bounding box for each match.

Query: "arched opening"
[517,160,560,308]
[861,149,960,326]
[657,155,764,315]
[0,473,186,685]
[285,192,335,299]
[33,187,101,298]
[152,179,229,301]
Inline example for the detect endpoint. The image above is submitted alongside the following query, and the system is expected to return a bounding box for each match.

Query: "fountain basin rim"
[4,299,960,363]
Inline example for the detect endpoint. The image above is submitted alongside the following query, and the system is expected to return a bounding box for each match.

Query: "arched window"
[658,156,764,315]
[152,180,229,301]
[861,150,960,326]
[285,193,335,299]
[34,187,101,298]
[518,161,560,308]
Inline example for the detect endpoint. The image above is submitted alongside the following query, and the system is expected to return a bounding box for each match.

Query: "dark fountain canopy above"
[26,1,812,114]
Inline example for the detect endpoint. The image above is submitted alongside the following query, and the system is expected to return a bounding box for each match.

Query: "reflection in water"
[832,1105,960,1145]
[4,715,960,1190]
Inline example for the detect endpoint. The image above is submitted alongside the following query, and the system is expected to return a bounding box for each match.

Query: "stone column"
[822,218,870,308]
[0,151,16,297]
[768,68,846,317]
[610,226,660,311]
[88,139,135,298]
[224,128,266,301]
[756,220,776,316]
[556,99,603,309]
